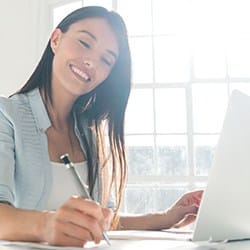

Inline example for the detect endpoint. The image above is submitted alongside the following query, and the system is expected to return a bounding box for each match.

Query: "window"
[50,0,250,213]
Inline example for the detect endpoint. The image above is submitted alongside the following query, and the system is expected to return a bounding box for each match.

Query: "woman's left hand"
[165,190,203,228]
[148,190,203,230]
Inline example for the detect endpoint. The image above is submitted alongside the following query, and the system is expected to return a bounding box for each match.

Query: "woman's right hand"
[41,196,113,247]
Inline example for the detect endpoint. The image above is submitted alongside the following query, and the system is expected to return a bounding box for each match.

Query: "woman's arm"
[0,197,113,247]
[0,203,45,242]
[118,190,203,230]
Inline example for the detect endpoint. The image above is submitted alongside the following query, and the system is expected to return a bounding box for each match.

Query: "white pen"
[60,153,111,246]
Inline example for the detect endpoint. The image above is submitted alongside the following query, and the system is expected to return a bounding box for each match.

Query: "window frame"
[48,0,250,213]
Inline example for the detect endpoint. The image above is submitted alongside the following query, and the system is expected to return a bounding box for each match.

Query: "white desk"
[1,239,250,250]
[1,230,250,250]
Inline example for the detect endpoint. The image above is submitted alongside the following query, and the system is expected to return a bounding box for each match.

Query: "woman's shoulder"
[0,92,29,117]
[0,88,50,133]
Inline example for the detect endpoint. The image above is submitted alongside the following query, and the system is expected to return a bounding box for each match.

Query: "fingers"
[180,204,199,216]
[174,214,196,228]
[190,190,203,204]
[175,190,203,207]
[65,198,113,232]
[166,195,201,229]
[54,235,87,247]
[64,196,105,222]
[51,235,87,247]
[174,199,201,228]
[102,208,114,230]
[47,219,89,247]
[55,205,103,243]
[43,197,111,246]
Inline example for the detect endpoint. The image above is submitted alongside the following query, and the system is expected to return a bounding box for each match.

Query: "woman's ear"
[50,28,62,53]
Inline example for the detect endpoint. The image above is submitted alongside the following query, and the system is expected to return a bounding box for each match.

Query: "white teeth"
[71,66,90,81]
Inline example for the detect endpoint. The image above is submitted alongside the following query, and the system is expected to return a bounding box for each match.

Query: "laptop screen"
[193,90,250,242]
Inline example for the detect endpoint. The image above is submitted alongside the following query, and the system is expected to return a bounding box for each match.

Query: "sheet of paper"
[0,229,192,250]
[0,238,230,250]
[107,230,192,241]
[0,239,193,250]
[0,230,226,250]
[0,230,194,250]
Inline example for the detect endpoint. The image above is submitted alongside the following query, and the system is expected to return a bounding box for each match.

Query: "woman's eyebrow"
[78,30,118,60]
[79,30,96,40]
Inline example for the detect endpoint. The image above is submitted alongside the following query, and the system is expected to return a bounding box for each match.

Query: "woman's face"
[50,17,119,98]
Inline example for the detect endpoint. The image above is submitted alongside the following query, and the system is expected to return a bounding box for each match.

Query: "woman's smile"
[70,64,91,83]
[50,18,119,97]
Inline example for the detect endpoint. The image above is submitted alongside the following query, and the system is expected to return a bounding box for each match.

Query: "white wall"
[0,0,50,96]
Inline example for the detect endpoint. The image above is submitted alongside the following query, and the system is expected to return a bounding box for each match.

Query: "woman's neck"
[40,88,74,130]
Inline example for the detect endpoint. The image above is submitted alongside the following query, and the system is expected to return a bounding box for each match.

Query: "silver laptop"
[192,90,250,242]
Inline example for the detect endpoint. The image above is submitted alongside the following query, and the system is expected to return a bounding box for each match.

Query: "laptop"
[192,89,250,242]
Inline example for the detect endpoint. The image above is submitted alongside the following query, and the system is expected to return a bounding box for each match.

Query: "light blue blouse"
[0,88,114,210]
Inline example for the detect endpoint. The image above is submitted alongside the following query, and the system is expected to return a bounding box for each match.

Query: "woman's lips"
[70,65,91,82]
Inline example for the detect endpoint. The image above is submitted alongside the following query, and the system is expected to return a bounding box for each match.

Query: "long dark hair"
[16,6,131,225]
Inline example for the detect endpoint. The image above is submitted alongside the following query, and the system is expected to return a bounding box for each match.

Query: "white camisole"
[46,161,88,210]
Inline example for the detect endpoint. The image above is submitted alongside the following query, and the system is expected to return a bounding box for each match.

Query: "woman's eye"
[79,40,90,48]
[101,57,112,67]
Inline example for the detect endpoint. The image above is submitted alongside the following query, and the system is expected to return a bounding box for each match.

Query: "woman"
[0,6,202,247]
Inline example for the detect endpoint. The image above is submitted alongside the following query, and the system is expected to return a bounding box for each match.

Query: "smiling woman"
[50,18,119,98]
[14,7,129,175]
[0,6,130,246]
[0,4,202,248]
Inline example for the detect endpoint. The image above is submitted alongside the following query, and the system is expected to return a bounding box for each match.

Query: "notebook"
[192,89,250,242]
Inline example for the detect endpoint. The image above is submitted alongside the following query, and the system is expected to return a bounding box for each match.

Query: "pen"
[60,153,111,246]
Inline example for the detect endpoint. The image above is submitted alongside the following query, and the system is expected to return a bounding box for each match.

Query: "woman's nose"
[83,59,94,68]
